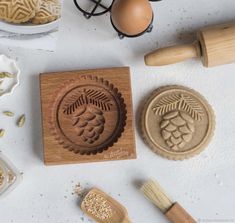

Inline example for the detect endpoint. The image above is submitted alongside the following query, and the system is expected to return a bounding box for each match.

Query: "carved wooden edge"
[140,85,216,160]
[49,75,127,155]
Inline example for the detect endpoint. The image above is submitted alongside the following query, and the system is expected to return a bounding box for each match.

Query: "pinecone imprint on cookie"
[141,85,215,160]
[153,93,204,152]
[160,111,195,151]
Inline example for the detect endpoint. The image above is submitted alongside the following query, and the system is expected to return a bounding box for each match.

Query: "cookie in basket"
[31,0,61,24]
[0,0,41,23]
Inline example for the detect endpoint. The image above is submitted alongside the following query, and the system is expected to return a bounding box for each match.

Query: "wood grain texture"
[165,203,197,223]
[198,22,235,67]
[144,41,201,66]
[40,67,136,165]
[145,22,235,68]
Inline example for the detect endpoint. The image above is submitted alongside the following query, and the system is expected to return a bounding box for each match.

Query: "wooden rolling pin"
[145,22,235,67]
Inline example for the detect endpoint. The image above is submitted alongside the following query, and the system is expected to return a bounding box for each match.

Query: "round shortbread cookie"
[31,0,61,24]
[0,0,41,23]
[141,85,215,160]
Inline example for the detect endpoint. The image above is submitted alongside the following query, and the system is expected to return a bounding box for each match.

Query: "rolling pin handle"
[145,41,201,66]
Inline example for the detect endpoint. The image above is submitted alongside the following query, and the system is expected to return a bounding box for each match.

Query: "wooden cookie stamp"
[40,67,136,165]
[141,86,215,160]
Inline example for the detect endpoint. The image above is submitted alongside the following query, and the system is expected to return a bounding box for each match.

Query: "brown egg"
[111,0,153,36]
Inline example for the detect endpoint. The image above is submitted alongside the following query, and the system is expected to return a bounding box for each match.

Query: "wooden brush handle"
[144,41,201,66]
[165,203,197,223]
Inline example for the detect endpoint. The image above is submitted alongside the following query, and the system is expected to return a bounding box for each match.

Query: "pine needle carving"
[153,94,204,121]
[63,89,113,115]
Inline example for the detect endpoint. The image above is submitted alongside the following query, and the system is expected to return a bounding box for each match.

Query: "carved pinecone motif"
[160,111,195,151]
[73,106,105,144]
[153,93,204,152]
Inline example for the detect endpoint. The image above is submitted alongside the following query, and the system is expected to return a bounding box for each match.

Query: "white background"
[0,1,235,222]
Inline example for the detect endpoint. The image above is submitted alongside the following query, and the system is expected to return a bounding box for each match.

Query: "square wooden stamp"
[40,67,136,165]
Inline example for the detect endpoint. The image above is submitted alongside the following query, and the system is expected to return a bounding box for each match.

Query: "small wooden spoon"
[81,188,132,223]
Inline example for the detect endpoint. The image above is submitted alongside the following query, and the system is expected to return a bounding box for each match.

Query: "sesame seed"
[83,192,113,220]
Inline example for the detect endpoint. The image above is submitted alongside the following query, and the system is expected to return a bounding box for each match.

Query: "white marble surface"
[0,1,235,223]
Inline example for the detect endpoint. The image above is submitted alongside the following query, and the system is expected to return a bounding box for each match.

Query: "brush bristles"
[141,179,173,213]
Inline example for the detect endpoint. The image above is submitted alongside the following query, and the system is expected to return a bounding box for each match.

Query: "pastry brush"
[141,179,196,223]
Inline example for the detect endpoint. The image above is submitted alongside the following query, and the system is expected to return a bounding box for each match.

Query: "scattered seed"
[73,183,83,196]
[0,72,14,78]
[0,129,5,137]
[3,111,14,117]
[17,115,25,127]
